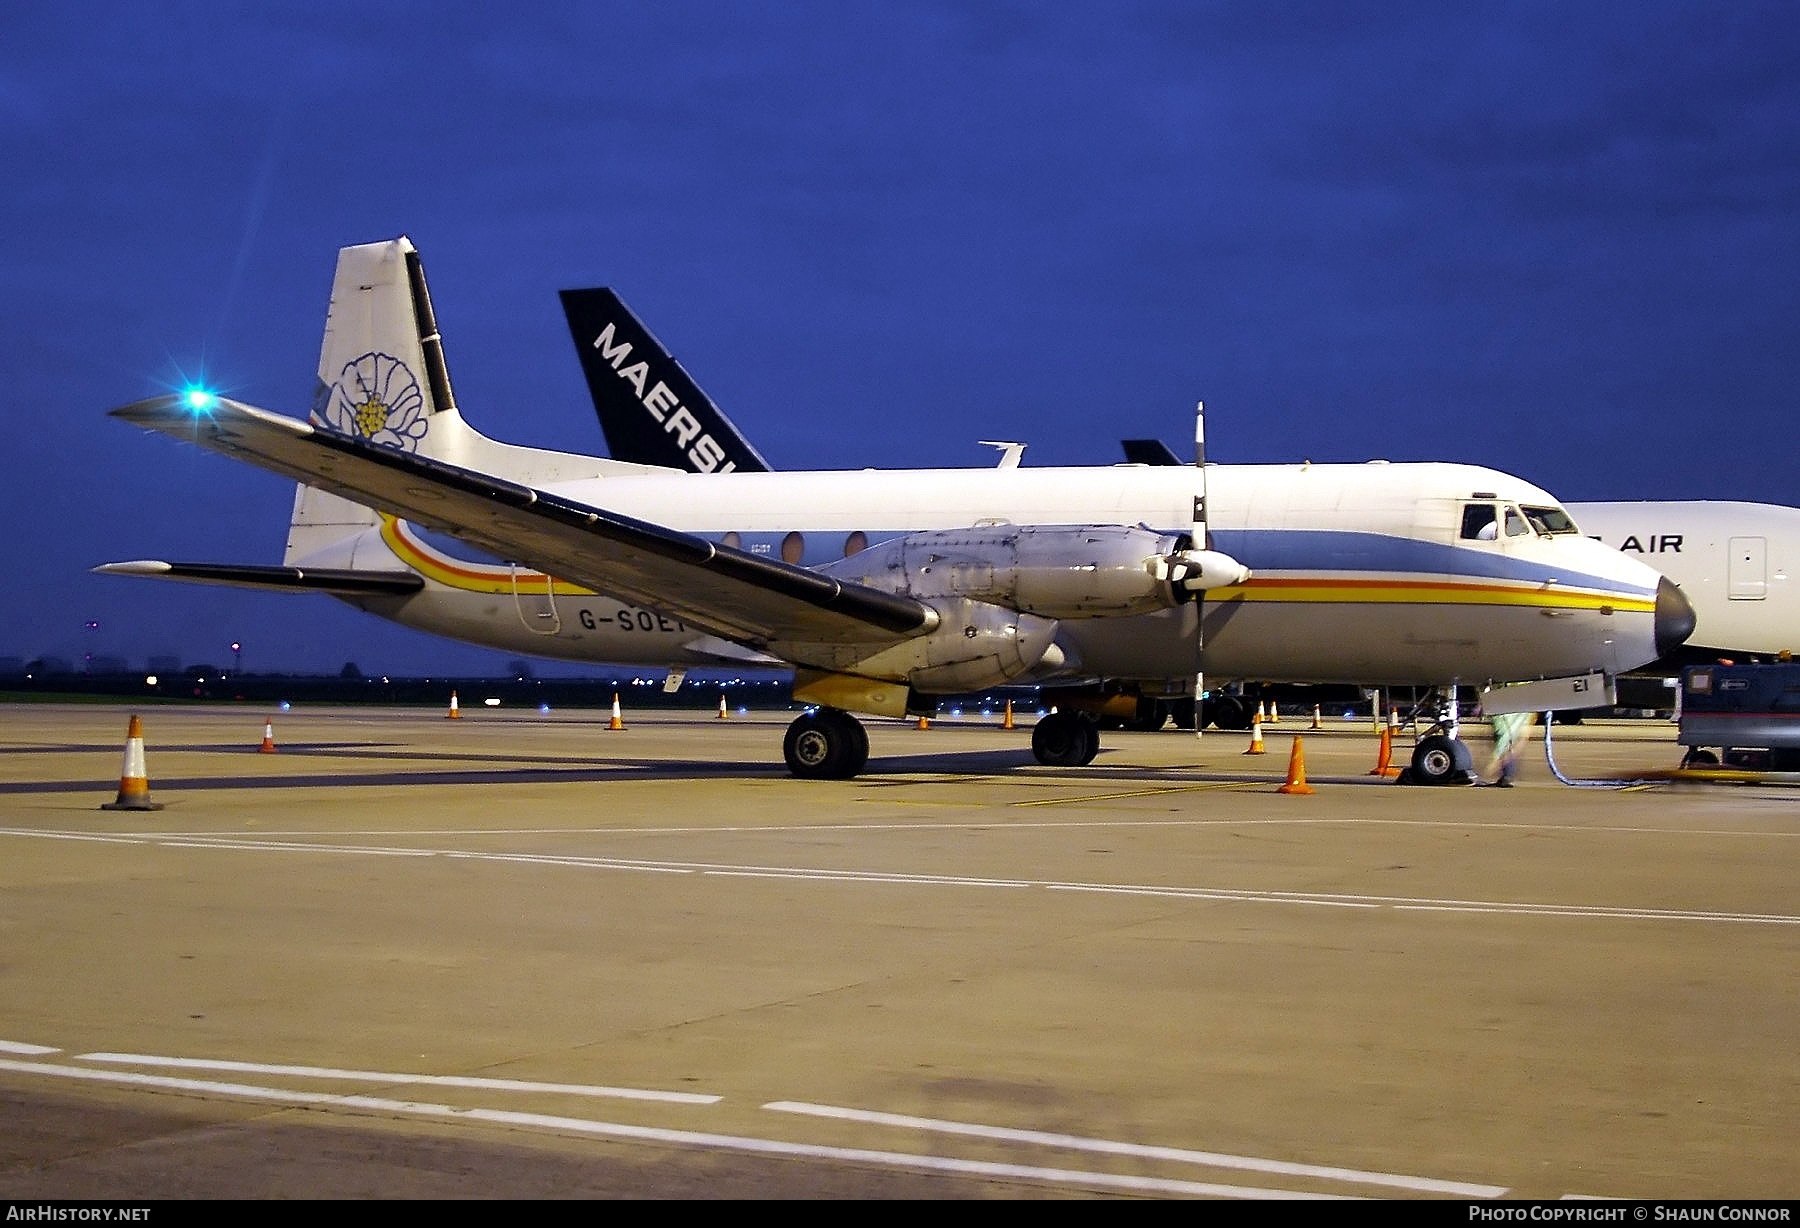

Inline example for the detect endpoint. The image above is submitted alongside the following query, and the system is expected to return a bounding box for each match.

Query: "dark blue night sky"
[3,2,1796,675]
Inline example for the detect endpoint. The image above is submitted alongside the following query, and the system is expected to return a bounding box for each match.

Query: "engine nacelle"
[783,596,1065,698]
[818,525,1248,619]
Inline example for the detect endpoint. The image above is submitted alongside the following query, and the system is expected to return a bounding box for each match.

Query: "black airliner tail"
[559,287,771,474]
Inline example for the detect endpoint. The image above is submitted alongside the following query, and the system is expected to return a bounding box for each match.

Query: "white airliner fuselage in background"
[1566,502,1797,661]
[98,237,1693,783]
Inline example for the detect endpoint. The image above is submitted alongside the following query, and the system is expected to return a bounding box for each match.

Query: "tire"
[1205,695,1252,731]
[1032,711,1099,767]
[783,708,869,780]
[1408,734,1474,786]
[1681,749,1719,768]
[1123,700,1167,732]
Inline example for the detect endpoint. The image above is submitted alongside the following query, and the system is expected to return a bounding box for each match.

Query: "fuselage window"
[721,531,741,550]
[1522,505,1579,535]
[1460,503,1499,541]
[843,531,868,557]
[781,531,805,564]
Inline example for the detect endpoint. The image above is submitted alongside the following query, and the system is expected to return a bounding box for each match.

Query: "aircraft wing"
[109,395,936,648]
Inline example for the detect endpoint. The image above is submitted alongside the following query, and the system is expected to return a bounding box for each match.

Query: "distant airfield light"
[144,675,158,687]
[484,697,501,707]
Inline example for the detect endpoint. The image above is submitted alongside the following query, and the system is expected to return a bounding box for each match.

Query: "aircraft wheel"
[1168,698,1197,730]
[1681,748,1719,768]
[1123,702,1168,733]
[783,708,869,780]
[1407,734,1474,786]
[1032,711,1099,767]
[1205,694,1252,731]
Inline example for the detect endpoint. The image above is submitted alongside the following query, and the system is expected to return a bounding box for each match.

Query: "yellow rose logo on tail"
[319,352,428,451]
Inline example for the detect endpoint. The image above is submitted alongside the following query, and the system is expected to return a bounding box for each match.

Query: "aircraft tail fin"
[559,287,771,474]
[286,236,462,567]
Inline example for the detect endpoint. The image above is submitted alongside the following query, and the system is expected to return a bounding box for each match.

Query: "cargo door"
[1729,536,1767,601]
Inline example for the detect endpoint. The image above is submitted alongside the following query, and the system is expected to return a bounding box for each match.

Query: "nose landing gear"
[1397,689,1477,786]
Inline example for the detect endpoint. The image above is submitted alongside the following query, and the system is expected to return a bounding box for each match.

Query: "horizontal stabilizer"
[93,560,425,596]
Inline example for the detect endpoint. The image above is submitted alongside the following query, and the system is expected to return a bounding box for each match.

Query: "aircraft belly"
[1060,601,1653,686]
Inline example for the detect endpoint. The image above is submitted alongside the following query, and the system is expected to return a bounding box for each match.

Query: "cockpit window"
[1460,503,1499,541]
[1522,504,1579,535]
[1504,506,1531,537]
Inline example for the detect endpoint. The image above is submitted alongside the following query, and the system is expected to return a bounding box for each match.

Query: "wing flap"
[109,396,936,647]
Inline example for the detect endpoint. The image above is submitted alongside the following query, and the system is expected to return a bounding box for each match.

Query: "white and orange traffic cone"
[1277,736,1316,795]
[1310,704,1323,730]
[608,693,626,731]
[102,715,163,811]
[1266,702,1280,724]
[257,719,277,754]
[446,691,462,720]
[717,694,729,720]
[1002,699,1015,730]
[1243,703,1267,754]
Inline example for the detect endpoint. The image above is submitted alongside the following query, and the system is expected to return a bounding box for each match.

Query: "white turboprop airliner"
[1111,444,1797,668]
[98,237,1693,783]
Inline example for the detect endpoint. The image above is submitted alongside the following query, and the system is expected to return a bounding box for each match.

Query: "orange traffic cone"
[608,693,626,731]
[1002,699,1015,730]
[102,715,164,811]
[716,694,729,720]
[1266,702,1280,724]
[1368,726,1402,777]
[1277,737,1316,795]
[1243,703,1267,754]
[446,691,462,720]
[1310,704,1323,730]
[917,715,931,730]
[257,719,277,754]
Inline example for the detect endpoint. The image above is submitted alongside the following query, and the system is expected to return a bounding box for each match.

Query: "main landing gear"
[1397,689,1477,786]
[782,707,870,780]
[1030,710,1101,767]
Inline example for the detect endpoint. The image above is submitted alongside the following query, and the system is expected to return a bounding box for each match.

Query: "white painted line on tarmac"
[0,1056,1346,1199]
[74,1052,719,1104]
[6,829,1798,925]
[765,1101,1506,1198]
[0,1039,59,1055]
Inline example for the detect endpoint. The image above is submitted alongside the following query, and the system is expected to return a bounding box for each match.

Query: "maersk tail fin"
[559,287,771,474]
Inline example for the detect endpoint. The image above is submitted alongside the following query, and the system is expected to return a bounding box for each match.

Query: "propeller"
[1183,401,1251,738]
[1194,401,1208,741]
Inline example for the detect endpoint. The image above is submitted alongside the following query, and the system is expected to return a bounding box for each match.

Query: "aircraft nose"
[1654,575,1697,659]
